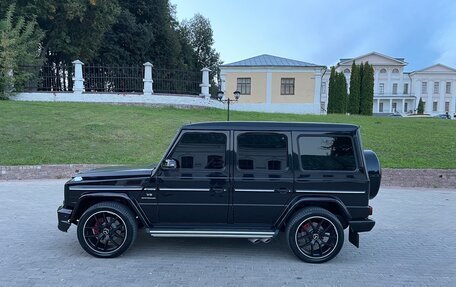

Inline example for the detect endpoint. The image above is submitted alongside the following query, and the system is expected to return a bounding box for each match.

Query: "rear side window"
[237,132,288,172]
[298,136,356,171]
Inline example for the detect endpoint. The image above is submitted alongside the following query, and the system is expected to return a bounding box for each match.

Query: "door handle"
[211,187,225,194]
[274,188,290,194]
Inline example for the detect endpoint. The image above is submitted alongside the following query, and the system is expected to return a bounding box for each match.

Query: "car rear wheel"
[286,207,344,263]
[77,202,137,258]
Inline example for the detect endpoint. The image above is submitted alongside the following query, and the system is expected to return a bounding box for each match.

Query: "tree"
[417,98,425,114]
[337,72,348,114]
[181,13,222,96]
[348,61,360,114]
[360,62,374,115]
[0,4,43,99]
[327,66,337,113]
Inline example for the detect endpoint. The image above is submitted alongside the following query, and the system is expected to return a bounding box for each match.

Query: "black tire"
[77,201,137,258]
[286,207,344,263]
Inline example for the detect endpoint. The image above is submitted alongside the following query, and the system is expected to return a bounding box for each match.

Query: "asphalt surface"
[0,180,455,287]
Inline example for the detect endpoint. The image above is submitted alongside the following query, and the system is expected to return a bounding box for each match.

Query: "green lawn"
[0,101,455,168]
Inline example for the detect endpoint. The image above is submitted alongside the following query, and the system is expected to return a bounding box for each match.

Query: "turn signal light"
[368,206,373,216]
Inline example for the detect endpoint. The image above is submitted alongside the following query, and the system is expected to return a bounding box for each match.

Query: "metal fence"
[17,64,73,92]
[83,65,144,93]
[154,68,201,95]
[15,64,203,95]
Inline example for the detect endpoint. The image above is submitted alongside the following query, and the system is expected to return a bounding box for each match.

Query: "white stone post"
[143,62,154,95]
[389,99,393,113]
[200,68,211,99]
[72,60,85,93]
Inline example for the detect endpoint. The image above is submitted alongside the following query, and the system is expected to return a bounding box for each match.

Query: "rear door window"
[298,136,356,171]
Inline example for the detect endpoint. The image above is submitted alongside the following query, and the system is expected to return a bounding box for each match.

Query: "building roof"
[183,121,359,132]
[338,52,407,66]
[411,63,456,74]
[221,54,323,68]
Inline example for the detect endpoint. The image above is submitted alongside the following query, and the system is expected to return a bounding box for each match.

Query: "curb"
[1,164,456,189]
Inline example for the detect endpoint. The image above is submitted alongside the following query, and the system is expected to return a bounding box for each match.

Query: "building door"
[379,102,384,112]
[392,102,397,113]
[404,102,408,113]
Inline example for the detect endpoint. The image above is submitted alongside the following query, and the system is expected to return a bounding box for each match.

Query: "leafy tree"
[327,66,337,113]
[348,61,360,114]
[360,62,374,115]
[417,98,425,114]
[0,4,43,99]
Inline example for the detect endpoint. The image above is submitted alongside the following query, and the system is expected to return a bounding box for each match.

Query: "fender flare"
[275,196,351,228]
[70,192,150,227]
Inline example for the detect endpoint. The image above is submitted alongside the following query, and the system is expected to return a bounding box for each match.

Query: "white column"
[314,70,322,114]
[399,72,404,95]
[143,62,154,95]
[386,68,392,95]
[200,68,211,99]
[402,99,405,113]
[72,60,85,93]
[414,79,421,111]
[389,98,393,113]
[220,73,226,93]
[376,99,380,113]
[426,80,433,113]
[374,69,379,95]
[439,80,445,113]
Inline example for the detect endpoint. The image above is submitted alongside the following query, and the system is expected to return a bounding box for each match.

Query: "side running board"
[147,229,276,239]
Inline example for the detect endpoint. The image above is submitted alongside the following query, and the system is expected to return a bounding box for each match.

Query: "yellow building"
[220,54,326,114]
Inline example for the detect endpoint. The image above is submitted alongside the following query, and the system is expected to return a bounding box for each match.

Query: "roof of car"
[182,121,359,132]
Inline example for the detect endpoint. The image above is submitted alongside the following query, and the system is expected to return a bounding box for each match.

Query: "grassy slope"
[0,101,455,168]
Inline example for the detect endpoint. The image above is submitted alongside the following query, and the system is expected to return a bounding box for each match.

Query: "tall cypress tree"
[327,66,337,114]
[360,62,374,115]
[348,61,361,114]
[338,72,348,114]
[417,98,425,114]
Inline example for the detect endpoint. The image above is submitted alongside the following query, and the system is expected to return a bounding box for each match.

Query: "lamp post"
[217,90,241,121]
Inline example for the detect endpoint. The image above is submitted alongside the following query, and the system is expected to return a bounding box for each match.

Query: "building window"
[403,83,409,94]
[380,68,387,74]
[237,78,251,95]
[446,82,451,94]
[392,68,399,73]
[344,68,350,74]
[445,101,450,112]
[379,83,385,94]
[433,101,438,112]
[434,82,440,94]
[421,82,427,94]
[392,83,398,95]
[379,102,384,112]
[281,78,295,95]
[321,82,327,94]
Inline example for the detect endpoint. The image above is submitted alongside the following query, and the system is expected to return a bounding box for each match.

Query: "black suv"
[57,122,380,263]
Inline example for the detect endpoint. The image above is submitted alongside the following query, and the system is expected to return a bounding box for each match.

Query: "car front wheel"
[77,201,137,258]
[286,207,344,263]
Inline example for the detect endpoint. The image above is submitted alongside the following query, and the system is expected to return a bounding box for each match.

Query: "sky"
[171,0,456,71]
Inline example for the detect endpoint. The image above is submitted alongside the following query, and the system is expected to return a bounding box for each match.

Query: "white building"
[321,52,456,115]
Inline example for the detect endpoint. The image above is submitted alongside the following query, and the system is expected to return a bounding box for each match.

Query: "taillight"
[368,206,373,216]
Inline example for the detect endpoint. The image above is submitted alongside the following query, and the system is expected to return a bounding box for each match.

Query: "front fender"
[70,192,150,227]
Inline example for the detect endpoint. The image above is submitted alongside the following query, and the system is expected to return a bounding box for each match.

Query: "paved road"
[0,180,455,287]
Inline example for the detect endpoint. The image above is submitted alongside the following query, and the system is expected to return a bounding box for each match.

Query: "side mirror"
[162,159,177,169]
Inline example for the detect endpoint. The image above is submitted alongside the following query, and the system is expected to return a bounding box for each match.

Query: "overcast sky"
[171,0,456,71]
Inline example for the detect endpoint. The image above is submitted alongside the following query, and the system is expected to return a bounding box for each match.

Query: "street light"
[217,90,241,121]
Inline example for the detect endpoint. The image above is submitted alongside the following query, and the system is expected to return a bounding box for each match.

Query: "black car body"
[58,121,380,263]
